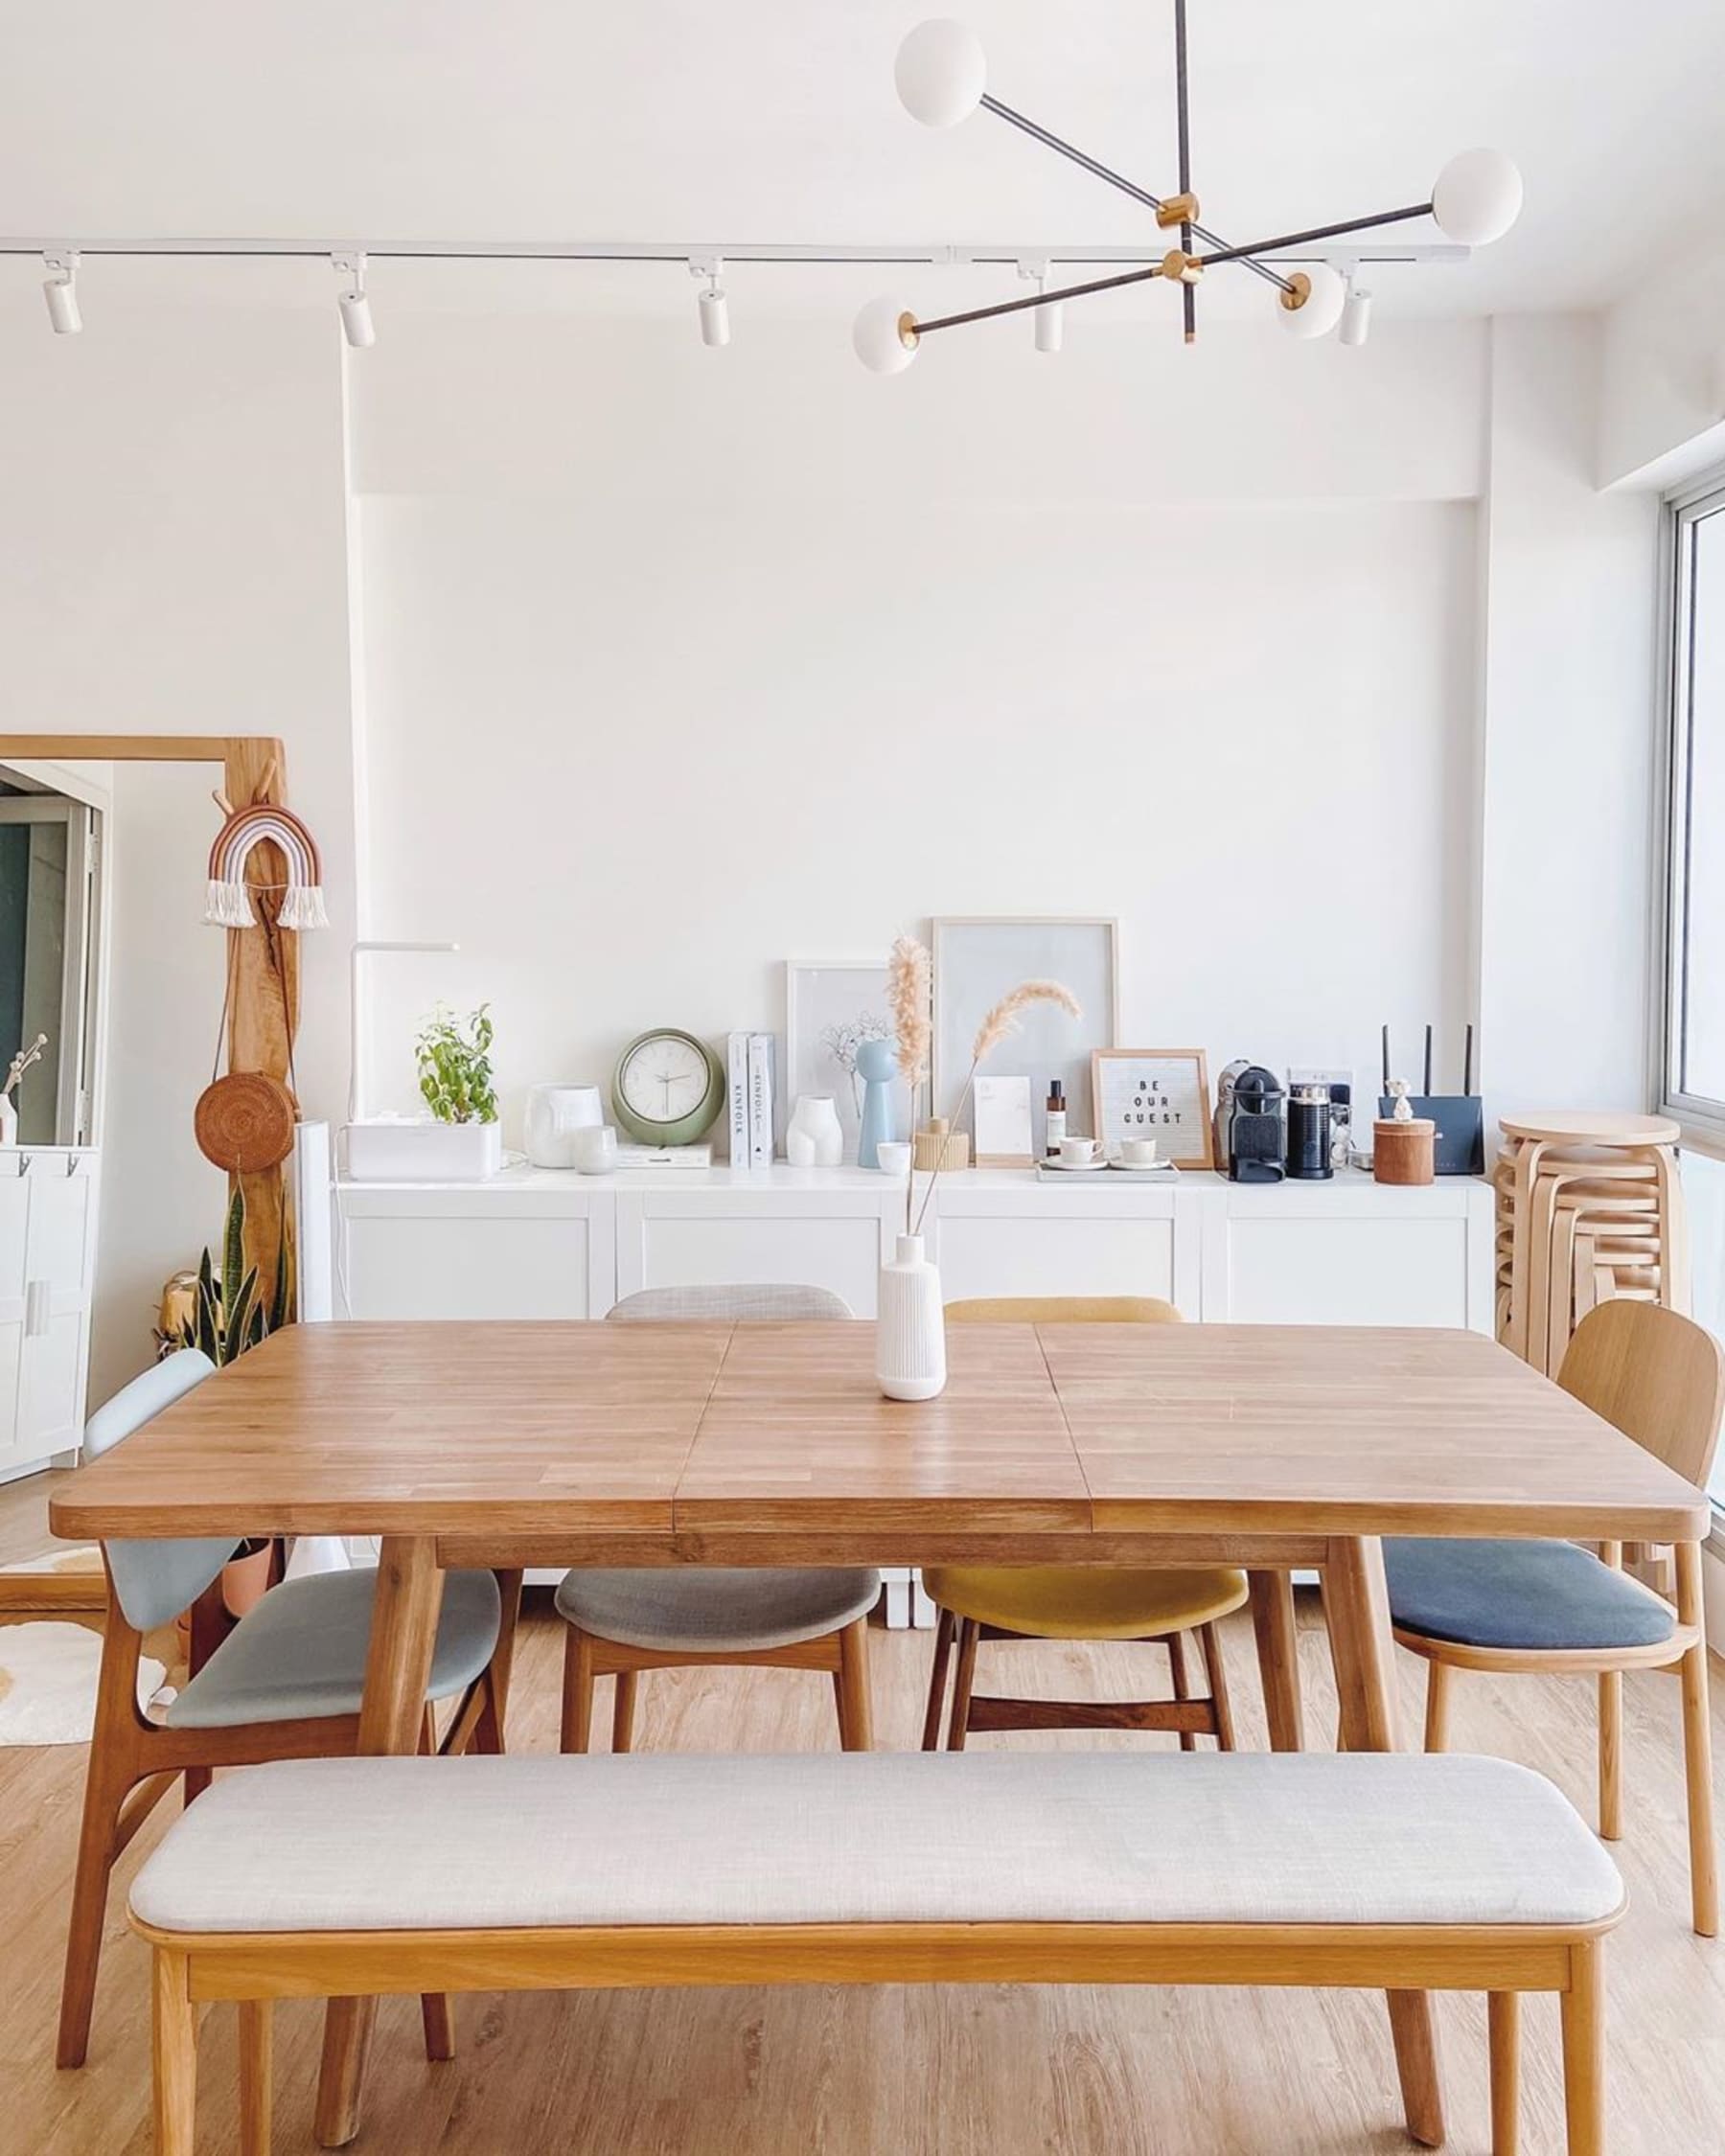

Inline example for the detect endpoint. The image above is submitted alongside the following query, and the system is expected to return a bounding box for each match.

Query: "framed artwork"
[932,917,1118,1156]
[783,958,907,1165]
[1092,1048,1214,1169]
[973,1074,1035,1167]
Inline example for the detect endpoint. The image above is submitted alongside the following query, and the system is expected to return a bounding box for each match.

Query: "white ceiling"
[2,1,1722,319]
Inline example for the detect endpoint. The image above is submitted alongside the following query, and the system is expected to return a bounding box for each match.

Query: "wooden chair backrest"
[1558,1299,1725,1489]
[945,1296,1181,1325]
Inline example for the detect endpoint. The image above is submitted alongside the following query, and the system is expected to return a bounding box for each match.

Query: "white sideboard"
[0,1146,101,1483]
[337,1164,1494,1329]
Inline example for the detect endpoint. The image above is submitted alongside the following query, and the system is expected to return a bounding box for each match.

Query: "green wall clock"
[611,1028,726,1147]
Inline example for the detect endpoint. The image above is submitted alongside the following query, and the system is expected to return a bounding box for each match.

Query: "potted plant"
[347,1002,504,1181]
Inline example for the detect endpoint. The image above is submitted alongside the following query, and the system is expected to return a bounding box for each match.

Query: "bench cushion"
[130,1752,1622,1937]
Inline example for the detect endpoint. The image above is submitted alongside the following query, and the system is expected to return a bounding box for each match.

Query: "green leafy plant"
[157,1186,288,1366]
[415,1002,497,1125]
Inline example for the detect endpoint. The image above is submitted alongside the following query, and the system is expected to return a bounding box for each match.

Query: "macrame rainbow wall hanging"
[204,803,330,930]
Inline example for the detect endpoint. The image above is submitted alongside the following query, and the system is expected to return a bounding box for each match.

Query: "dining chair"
[922,1296,1247,1752]
[58,1349,519,2069]
[1386,1297,1724,1935]
[556,1285,879,1754]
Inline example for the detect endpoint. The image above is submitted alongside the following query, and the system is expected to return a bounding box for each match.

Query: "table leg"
[314,1535,447,2148]
[1247,1569,1304,1752]
[1324,1535,1444,2148]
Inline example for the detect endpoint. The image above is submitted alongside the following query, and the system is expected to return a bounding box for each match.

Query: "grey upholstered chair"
[58,1349,516,2068]
[556,1285,880,1753]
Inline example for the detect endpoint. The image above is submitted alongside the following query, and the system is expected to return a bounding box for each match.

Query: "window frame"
[1658,469,1725,1150]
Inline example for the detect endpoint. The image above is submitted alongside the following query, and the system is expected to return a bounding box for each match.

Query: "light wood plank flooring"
[2,1472,1722,2153]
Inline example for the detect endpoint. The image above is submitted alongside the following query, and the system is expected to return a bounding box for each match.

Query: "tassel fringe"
[203,879,330,930]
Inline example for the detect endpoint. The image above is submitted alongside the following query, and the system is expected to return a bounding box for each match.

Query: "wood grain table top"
[48,1319,1712,1545]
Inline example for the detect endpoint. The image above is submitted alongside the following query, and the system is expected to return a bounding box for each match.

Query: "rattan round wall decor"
[194,1071,297,1173]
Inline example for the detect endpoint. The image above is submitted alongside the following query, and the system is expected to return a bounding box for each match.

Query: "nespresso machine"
[1214,1061,1285,1182]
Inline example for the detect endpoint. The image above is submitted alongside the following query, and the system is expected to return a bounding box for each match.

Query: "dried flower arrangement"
[816,1010,890,1118]
[4,1032,47,1102]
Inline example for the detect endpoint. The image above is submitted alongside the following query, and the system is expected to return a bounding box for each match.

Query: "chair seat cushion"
[922,1564,1249,1640]
[129,1751,1624,1936]
[555,1566,881,1653]
[166,1567,501,1729]
[1385,1538,1677,1653]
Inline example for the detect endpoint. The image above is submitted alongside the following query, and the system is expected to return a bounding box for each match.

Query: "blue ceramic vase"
[855,1037,899,1168]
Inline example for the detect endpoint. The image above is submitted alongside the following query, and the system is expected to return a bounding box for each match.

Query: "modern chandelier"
[853,9,1523,373]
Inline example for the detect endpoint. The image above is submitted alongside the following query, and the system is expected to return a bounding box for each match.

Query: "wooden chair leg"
[151,1950,198,2156]
[1675,1541,1718,1936]
[921,1607,955,1752]
[836,1617,873,1752]
[1168,1631,1196,1753]
[561,1628,596,1755]
[611,1670,639,1753]
[58,1620,145,2069]
[240,1999,273,2156]
[1597,1670,1622,1841]
[947,1618,979,1752]
[1559,1941,1604,2156]
[1423,1660,1453,1754]
[1488,1991,1520,2156]
[1196,1623,1234,1751]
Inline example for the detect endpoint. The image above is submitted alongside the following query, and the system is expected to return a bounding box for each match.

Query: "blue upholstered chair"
[58,1350,516,2067]
[1386,1299,1724,1935]
[556,1286,880,1753]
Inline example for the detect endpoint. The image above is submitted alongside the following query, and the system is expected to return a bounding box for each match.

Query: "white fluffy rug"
[0,1621,165,1747]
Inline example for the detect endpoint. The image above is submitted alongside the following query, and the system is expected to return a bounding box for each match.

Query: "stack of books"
[726,1031,776,1167]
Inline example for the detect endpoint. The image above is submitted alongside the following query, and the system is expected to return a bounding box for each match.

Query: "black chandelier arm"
[1174,0,1195,342]
[978,91,1292,292]
[1194,201,1435,270]
[913,260,1166,338]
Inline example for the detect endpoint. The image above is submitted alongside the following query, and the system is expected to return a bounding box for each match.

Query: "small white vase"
[786,1094,843,1166]
[0,1094,15,1148]
[524,1082,604,1168]
[876,1233,947,1401]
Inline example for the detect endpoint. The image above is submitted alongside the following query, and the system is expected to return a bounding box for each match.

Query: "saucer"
[1042,1155,1110,1173]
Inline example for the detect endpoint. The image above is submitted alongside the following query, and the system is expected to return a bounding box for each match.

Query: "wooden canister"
[912,1118,971,1174]
[1374,1117,1436,1186]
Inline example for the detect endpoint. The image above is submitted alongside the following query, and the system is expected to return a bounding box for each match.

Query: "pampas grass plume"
[972,979,1081,1062]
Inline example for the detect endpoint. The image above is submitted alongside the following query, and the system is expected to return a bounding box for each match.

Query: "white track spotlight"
[1340,267,1372,347]
[691,256,730,347]
[333,251,375,348]
[43,252,81,335]
[1020,258,1063,354]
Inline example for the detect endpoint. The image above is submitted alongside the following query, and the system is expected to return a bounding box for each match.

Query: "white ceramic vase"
[875,1233,947,1401]
[786,1094,843,1166]
[524,1082,604,1168]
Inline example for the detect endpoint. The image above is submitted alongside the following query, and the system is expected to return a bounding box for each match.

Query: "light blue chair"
[58,1349,513,2067]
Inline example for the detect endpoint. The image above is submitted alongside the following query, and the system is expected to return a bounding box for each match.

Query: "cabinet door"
[1224,1216,1473,1327]
[345,1215,598,1319]
[17,1308,84,1459]
[622,1201,887,1316]
[934,1213,1179,1306]
[26,1161,95,1312]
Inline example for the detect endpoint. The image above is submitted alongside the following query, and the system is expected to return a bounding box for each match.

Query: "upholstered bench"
[131,1751,1624,2155]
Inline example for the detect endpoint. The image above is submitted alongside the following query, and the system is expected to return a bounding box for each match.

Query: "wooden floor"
[3,1474,1723,2154]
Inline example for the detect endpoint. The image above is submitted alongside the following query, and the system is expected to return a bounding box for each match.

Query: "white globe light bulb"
[1432,149,1524,246]
[1276,262,1346,340]
[894,20,986,128]
[852,295,920,376]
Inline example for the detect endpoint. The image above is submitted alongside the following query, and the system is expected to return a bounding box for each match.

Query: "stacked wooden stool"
[1495,1112,1690,1377]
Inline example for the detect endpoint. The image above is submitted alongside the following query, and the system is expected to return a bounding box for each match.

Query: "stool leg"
[836,1617,873,1751]
[922,1608,955,1752]
[611,1670,639,1754]
[1560,1941,1604,2156]
[1423,1661,1453,1754]
[1487,1991,1520,2156]
[1168,1633,1196,1753]
[1597,1671,1622,1841]
[561,1629,597,1755]
[151,1950,198,2156]
[240,1999,273,2156]
[947,1619,979,1752]
[1197,1623,1235,1751]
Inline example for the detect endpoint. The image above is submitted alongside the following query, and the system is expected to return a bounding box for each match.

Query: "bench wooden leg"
[1488,1991,1520,2156]
[1248,1569,1304,1753]
[1560,1940,1604,2156]
[947,1618,979,1752]
[151,1949,198,2156]
[612,1670,639,1754]
[922,1607,955,1751]
[1597,1671,1622,1841]
[561,1628,597,1755]
[240,1998,273,2156]
[1197,1623,1234,1751]
[836,1617,873,1752]
[1675,1541,1718,1937]
[1423,1661,1453,1754]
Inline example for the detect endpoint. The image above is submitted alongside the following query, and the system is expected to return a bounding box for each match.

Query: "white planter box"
[346,1119,502,1183]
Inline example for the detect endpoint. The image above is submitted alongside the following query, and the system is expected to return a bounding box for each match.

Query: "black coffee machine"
[1215,1062,1285,1182]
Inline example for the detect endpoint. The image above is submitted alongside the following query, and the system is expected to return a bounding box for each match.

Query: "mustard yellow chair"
[923,1297,1249,1751]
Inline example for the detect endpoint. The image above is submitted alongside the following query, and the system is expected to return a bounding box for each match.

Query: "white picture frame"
[782,958,907,1166]
[931,917,1119,1155]
[973,1073,1035,1167]
[1092,1048,1214,1170]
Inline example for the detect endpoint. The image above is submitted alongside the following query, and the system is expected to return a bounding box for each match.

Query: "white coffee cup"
[1118,1136,1160,1167]
[875,1140,913,1178]
[1058,1135,1099,1166]
[570,1124,619,1175]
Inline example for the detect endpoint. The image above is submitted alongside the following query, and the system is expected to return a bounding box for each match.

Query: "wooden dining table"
[52,1317,1714,2151]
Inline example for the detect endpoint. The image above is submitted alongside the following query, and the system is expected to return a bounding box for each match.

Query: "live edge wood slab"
[48,1319,1711,2151]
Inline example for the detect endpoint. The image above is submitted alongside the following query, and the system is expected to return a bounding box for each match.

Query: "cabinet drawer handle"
[25,1279,49,1337]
